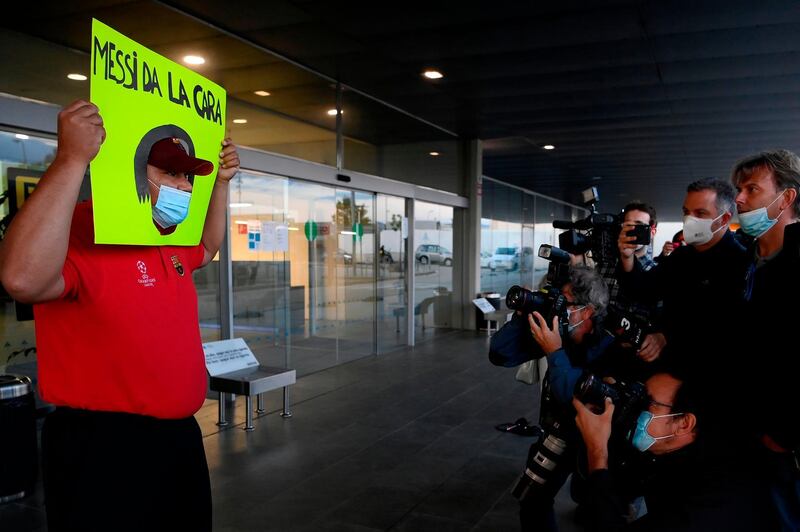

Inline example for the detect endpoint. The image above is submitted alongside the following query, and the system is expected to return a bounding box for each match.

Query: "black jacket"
[745,223,800,450]
[585,438,775,532]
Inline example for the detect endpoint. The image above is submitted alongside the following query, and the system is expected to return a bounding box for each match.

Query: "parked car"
[490,246,533,271]
[415,244,453,265]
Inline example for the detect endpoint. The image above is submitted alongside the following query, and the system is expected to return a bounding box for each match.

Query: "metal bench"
[203,338,296,432]
[210,366,296,432]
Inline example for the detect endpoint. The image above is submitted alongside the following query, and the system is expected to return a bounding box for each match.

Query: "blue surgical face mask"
[631,410,684,452]
[737,192,785,238]
[149,180,191,228]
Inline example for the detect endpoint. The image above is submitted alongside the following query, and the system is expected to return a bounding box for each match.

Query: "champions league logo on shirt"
[136,260,157,288]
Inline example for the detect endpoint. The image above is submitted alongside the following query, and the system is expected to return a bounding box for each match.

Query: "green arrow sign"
[352,222,363,241]
[304,220,318,241]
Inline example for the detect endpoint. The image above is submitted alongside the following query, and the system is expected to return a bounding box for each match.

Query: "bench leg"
[281,386,293,418]
[244,396,255,432]
[256,393,265,414]
[217,391,230,427]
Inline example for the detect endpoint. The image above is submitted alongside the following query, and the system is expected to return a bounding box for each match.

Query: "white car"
[491,246,534,271]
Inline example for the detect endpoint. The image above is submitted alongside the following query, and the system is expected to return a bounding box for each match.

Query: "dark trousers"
[42,407,211,532]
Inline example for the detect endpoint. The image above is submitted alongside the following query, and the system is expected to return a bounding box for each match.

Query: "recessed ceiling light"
[230,203,253,208]
[254,90,271,97]
[67,73,87,81]
[592,176,603,181]
[15,133,30,140]
[183,55,205,65]
[423,69,444,80]
[429,151,440,156]
[543,144,555,150]
[327,109,343,116]
[232,119,248,124]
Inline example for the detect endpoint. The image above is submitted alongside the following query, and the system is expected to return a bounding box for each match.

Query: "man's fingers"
[62,99,91,113]
[73,103,101,118]
[602,397,615,418]
[527,313,541,335]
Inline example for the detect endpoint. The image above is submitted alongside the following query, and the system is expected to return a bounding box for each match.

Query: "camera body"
[512,373,648,503]
[626,223,652,246]
[603,305,651,349]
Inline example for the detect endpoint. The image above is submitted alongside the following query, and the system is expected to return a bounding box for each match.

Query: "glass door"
[376,194,408,354]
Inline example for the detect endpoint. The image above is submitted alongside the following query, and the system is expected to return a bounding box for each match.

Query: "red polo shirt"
[34,202,208,419]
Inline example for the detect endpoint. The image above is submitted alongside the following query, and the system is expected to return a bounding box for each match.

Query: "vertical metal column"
[335,81,343,171]
[406,199,416,347]
[217,192,234,427]
[281,387,293,418]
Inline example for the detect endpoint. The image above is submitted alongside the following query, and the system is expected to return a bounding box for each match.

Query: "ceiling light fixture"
[423,69,444,80]
[183,55,205,65]
[327,109,343,116]
[230,203,253,208]
[15,133,30,140]
[232,118,248,124]
[254,90,271,96]
[67,73,87,81]
[543,144,555,150]
[429,151,440,156]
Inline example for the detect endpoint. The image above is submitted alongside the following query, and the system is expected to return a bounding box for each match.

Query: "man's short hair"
[686,178,736,216]
[568,265,609,320]
[731,149,800,218]
[623,201,657,227]
[668,374,700,433]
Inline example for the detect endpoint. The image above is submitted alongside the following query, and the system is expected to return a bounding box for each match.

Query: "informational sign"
[202,338,259,377]
[472,297,497,315]
[248,221,289,252]
[304,220,318,241]
[89,18,226,245]
[401,216,408,239]
[352,222,363,241]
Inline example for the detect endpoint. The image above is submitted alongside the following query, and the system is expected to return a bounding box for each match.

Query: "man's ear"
[675,413,697,435]
[782,188,798,211]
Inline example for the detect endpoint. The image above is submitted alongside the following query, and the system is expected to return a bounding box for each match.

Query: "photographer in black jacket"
[731,149,800,530]
[574,372,774,532]
[616,179,750,427]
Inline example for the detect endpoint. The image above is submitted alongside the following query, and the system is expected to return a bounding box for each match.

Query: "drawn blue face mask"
[149,180,191,228]
[737,192,784,238]
[631,410,683,452]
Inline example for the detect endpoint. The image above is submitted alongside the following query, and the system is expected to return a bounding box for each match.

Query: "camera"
[553,187,622,265]
[512,373,648,503]
[626,223,651,246]
[489,244,574,366]
[603,305,651,349]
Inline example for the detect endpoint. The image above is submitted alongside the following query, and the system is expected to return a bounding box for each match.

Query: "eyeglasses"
[648,398,674,410]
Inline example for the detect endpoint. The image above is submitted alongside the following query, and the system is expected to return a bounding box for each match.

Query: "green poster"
[89,19,226,245]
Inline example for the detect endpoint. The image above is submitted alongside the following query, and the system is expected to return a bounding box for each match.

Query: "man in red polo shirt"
[0,99,239,532]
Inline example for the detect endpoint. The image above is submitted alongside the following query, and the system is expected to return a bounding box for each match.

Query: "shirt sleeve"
[186,243,206,272]
[546,348,584,405]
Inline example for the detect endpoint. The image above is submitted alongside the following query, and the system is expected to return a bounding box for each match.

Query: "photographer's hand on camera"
[573,397,614,473]
[617,221,639,273]
[527,312,562,354]
[637,332,666,362]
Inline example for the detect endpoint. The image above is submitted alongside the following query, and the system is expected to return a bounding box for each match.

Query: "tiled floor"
[2,330,584,531]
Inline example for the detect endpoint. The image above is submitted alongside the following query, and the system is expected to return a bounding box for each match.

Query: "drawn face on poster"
[89,19,226,245]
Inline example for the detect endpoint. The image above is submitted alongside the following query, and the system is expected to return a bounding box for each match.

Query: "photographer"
[518,265,615,531]
[731,149,800,530]
[616,179,750,416]
[598,201,666,364]
[573,372,773,531]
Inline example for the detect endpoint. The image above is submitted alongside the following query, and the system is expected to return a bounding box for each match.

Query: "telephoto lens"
[511,420,571,502]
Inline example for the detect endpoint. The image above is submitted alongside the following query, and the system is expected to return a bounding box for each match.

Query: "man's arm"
[0,100,105,303]
[200,138,239,266]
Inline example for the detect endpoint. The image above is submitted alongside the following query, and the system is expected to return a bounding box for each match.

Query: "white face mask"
[567,305,587,332]
[682,212,725,246]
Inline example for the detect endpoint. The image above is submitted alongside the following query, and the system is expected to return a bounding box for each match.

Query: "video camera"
[603,305,652,349]
[553,187,624,266]
[511,373,648,503]
[489,244,573,366]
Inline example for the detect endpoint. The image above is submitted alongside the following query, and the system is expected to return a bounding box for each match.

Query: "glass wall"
[481,178,587,297]
[414,201,455,341]
[376,195,408,354]
[0,131,57,377]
